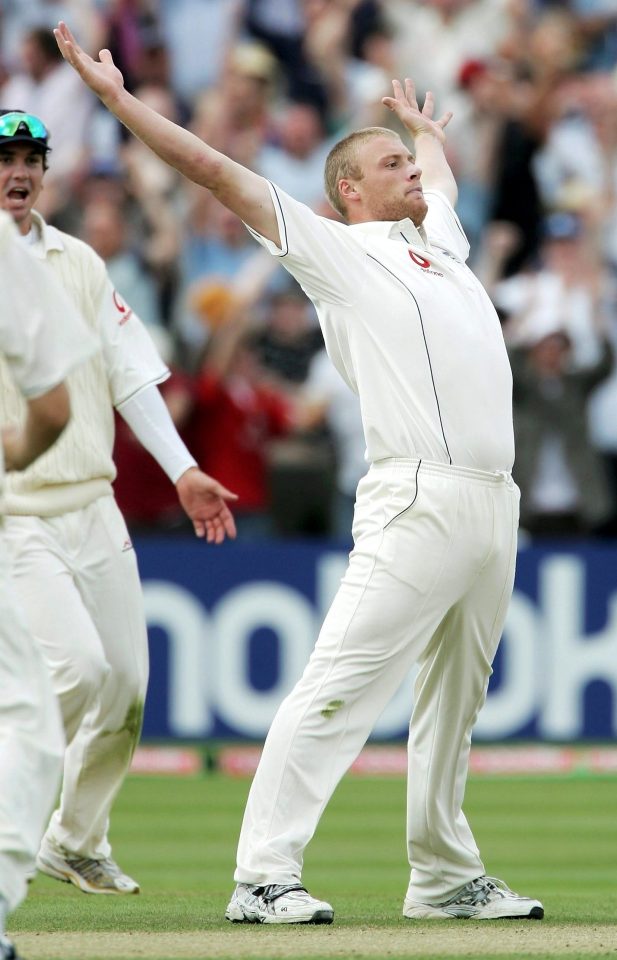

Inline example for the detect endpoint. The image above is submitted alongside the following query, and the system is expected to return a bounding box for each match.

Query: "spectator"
[485,10,585,272]
[0,0,103,72]
[494,212,610,370]
[190,40,279,168]
[176,202,284,357]
[304,347,367,540]
[255,283,324,388]
[80,195,162,328]
[9,3,617,543]
[447,58,509,256]
[244,0,328,113]
[119,82,184,324]
[299,0,390,128]
[569,0,617,72]
[510,319,615,537]
[257,101,333,208]
[188,302,294,538]
[254,283,333,538]
[157,0,243,108]
[1,27,96,217]
[385,0,514,105]
[533,71,617,269]
[101,0,169,94]
[586,273,617,533]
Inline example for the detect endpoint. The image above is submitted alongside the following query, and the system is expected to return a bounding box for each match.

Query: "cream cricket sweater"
[0,212,168,516]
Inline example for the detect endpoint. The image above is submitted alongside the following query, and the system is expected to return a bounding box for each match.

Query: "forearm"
[4,383,70,471]
[414,132,457,206]
[106,88,233,192]
[54,23,279,240]
[107,88,277,239]
[116,384,197,483]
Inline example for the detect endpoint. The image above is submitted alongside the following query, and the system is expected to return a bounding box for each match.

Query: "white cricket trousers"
[0,540,63,911]
[235,459,519,903]
[4,495,149,859]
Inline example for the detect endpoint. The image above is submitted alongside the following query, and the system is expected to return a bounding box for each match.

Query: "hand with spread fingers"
[175,467,238,544]
[382,78,453,144]
[383,77,457,203]
[54,20,125,106]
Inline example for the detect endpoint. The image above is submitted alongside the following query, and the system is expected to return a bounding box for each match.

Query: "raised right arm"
[54,22,280,246]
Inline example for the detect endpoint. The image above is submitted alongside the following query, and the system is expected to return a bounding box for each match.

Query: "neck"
[17,214,33,237]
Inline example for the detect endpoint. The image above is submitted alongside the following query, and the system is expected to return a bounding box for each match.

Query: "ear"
[338,178,359,205]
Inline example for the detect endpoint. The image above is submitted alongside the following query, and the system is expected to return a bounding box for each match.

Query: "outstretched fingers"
[404,78,419,109]
[197,503,237,544]
[436,111,454,130]
[54,21,126,102]
[204,509,236,544]
[55,20,76,45]
[55,20,114,73]
[54,21,81,63]
[422,90,435,118]
[419,91,452,130]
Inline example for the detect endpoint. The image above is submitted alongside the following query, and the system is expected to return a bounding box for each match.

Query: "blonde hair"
[324,127,401,219]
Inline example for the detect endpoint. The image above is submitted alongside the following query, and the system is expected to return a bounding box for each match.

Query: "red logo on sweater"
[113,289,133,325]
[408,250,431,269]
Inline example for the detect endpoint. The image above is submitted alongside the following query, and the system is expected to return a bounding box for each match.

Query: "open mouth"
[7,187,29,200]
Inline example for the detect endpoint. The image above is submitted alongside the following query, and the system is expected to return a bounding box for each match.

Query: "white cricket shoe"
[0,935,22,960]
[224,883,262,923]
[36,837,140,895]
[404,875,544,920]
[225,882,334,924]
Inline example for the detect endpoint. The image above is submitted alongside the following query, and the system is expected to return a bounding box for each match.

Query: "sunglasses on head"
[0,112,48,140]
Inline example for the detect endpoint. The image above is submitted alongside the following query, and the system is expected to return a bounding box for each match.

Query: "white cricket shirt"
[0,210,96,490]
[248,184,514,472]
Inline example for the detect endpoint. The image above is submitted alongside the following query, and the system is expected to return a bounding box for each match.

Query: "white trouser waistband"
[371,458,514,487]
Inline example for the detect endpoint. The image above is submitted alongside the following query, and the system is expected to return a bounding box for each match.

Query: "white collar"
[26,209,65,257]
[347,216,429,251]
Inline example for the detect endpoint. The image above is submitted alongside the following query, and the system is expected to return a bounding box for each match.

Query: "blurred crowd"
[2,0,617,541]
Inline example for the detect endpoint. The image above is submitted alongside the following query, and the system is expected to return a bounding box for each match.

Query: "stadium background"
[2,1,617,957]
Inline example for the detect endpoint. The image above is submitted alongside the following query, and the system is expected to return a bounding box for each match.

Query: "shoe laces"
[443,875,513,908]
[65,856,125,884]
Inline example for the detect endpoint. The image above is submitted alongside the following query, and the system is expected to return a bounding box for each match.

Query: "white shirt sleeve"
[116,384,197,483]
[0,213,97,397]
[245,182,365,305]
[423,190,471,263]
[96,275,170,406]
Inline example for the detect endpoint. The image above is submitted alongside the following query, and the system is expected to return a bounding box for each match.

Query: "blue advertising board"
[137,538,617,742]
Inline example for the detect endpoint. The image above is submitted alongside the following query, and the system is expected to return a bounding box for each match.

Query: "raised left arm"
[382,78,457,206]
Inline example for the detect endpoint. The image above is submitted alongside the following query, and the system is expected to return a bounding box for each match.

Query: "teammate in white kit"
[54,23,545,922]
[0,209,96,959]
[0,108,237,896]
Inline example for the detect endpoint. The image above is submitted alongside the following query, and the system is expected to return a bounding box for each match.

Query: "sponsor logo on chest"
[408,249,444,278]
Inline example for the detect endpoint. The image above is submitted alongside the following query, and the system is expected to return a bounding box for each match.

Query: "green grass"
[10,771,617,957]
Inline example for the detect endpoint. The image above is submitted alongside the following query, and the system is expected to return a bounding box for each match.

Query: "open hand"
[382,79,453,144]
[175,467,238,544]
[54,21,125,107]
